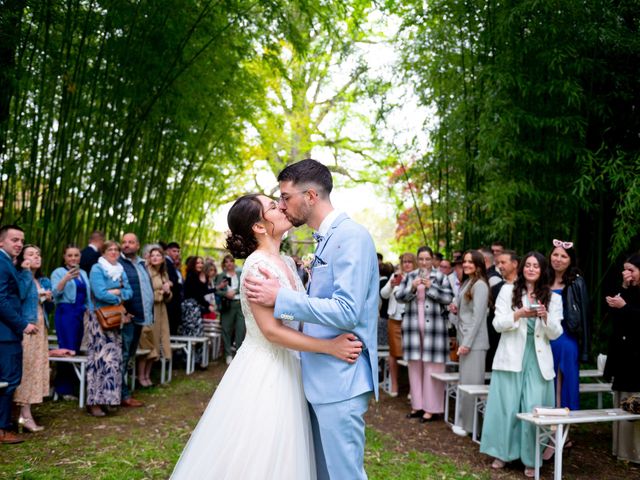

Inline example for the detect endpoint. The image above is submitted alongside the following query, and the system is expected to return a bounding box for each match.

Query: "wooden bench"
[456,382,614,444]
[170,335,210,375]
[49,356,88,408]
[517,408,640,480]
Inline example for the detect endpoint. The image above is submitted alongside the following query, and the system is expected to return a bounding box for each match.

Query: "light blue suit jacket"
[274,213,379,404]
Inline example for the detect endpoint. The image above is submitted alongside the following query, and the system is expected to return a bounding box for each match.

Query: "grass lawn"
[1,367,483,479]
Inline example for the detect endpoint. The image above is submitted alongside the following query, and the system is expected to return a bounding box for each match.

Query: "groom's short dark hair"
[278,159,333,197]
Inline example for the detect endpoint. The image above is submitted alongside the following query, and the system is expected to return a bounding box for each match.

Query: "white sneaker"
[451,425,468,437]
[225,355,233,365]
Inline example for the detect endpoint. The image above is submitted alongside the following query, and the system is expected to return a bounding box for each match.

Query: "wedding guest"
[396,246,453,422]
[433,252,443,270]
[215,254,245,365]
[87,241,133,417]
[486,250,519,371]
[481,248,502,287]
[448,250,489,437]
[51,244,91,399]
[448,255,463,297]
[202,259,219,318]
[480,252,562,478]
[0,225,37,444]
[439,259,452,276]
[14,245,52,433]
[138,246,173,387]
[377,262,394,349]
[164,242,183,334]
[80,231,105,273]
[118,233,152,408]
[604,253,640,464]
[548,240,590,409]
[380,252,416,396]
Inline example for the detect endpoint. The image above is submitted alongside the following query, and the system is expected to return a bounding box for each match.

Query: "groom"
[245,159,379,479]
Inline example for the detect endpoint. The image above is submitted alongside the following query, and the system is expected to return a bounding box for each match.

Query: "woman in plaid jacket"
[396,246,454,422]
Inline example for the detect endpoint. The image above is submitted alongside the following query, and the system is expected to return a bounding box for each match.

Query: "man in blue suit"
[0,225,38,444]
[245,159,379,479]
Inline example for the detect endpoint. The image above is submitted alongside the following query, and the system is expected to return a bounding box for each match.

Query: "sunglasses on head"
[552,239,573,249]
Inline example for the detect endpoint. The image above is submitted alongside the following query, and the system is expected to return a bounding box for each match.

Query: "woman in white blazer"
[479,252,563,478]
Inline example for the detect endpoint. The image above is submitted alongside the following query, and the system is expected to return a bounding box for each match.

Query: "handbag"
[95,303,127,330]
[449,337,459,362]
[621,394,640,414]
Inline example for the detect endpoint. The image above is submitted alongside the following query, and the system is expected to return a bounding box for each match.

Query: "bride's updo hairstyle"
[224,193,266,259]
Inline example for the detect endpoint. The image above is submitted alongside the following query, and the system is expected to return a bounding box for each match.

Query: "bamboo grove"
[391,0,639,326]
[0,0,373,271]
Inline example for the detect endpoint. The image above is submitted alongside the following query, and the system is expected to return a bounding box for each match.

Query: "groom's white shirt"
[317,209,341,237]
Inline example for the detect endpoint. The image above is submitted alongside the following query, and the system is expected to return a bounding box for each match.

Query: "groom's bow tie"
[312,232,324,243]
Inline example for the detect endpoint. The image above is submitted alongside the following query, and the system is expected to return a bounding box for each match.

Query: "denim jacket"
[89,262,133,309]
[17,270,54,329]
[51,266,93,312]
[118,255,154,326]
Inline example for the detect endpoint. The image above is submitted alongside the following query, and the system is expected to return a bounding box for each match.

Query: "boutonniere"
[302,253,315,271]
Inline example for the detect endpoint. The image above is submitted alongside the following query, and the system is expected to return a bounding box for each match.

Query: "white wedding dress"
[170,251,316,480]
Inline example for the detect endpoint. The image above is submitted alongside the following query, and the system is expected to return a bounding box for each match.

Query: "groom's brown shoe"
[0,429,24,444]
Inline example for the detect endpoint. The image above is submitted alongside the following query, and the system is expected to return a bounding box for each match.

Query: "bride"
[170,193,363,480]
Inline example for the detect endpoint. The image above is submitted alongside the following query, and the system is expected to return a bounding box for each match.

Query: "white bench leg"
[79,363,86,409]
[535,426,541,480]
[201,339,209,368]
[186,342,193,375]
[554,424,565,480]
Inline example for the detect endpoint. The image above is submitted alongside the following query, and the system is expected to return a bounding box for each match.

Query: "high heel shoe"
[18,416,44,433]
[406,409,425,419]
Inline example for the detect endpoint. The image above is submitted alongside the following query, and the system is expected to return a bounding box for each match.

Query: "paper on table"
[532,407,570,416]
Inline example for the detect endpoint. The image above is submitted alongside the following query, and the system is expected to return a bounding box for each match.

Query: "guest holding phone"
[395,246,453,422]
[380,252,416,396]
[480,252,563,478]
[51,244,92,399]
[14,245,53,433]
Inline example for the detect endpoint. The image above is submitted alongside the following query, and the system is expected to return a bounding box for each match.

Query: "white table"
[49,356,88,408]
[517,408,640,480]
[170,336,210,375]
[455,382,613,444]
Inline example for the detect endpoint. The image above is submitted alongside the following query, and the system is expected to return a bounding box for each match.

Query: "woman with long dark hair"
[480,252,563,478]
[604,253,640,464]
[449,250,489,437]
[548,240,590,409]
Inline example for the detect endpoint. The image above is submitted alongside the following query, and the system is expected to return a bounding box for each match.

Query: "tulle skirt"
[170,338,316,479]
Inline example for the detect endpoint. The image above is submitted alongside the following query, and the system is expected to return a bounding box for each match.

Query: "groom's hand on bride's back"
[244,267,280,307]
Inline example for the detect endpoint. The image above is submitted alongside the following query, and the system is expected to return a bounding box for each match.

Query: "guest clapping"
[480,252,562,477]
[51,244,91,399]
[448,250,489,437]
[14,245,52,433]
[396,246,453,422]
[604,254,640,464]
[87,241,133,417]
